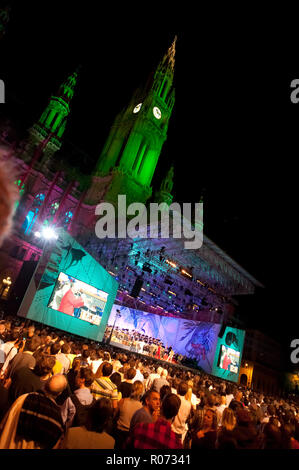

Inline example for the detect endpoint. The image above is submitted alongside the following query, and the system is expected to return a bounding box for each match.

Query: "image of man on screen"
[219,346,232,371]
[58,281,85,316]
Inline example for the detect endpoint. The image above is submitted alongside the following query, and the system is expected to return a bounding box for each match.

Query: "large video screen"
[212,326,245,383]
[217,344,240,374]
[48,272,109,326]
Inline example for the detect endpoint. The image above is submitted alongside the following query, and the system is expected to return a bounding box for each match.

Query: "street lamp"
[0,276,12,298]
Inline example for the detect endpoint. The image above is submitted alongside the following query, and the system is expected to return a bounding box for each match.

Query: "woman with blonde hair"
[217,407,238,449]
[191,408,218,449]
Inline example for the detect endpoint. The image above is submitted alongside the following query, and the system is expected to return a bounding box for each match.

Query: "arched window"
[50,202,59,215]
[22,193,45,234]
[14,180,25,210]
[64,211,73,228]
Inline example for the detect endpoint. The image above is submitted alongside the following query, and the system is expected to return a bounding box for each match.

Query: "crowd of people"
[0,314,298,450]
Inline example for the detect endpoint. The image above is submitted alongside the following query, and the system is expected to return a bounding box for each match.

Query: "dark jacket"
[9,367,45,404]
[233,424,261,449]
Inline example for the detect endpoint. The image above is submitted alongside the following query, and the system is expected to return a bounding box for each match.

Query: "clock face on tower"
[133,103,142,114]
[153,106,162,119]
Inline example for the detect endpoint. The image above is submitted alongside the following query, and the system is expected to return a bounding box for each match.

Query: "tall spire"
[37,67,79,141]
[57,67,80,104]
[23,68,80,166]
[154,164,175,206]
[162,35,177,72]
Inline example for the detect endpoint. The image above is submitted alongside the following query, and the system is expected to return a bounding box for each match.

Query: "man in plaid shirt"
[128,393,182,449]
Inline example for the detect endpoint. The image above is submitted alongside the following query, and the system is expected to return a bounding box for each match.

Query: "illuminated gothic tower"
[23,69,79,166]
[86,37,177,206]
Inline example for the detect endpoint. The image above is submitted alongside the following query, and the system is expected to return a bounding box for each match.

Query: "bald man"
[0,374,67,448]
[45,374,68,397]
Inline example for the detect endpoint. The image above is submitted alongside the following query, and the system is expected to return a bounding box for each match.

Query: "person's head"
[0,322,5,335]
[130,380,144,401]
[87,397,113,433]
[203,408,218,430]
[61,343,71,354]
[9,328,20,342]
[25,335,42,352]
[75,367,94,389]
[161,393,181,421]
[27,325,35,338]
[103,352,111,362]
[177,381,188,397]
[81,349,90,360]
[101,361,113,377]
[33,355,56,378]
[206,393,216,408]
[71,357,81,371]
[110,372,122,389]
[222,407,237,431]
[157,366,163,376]
[162,369,168,379]
[45,374,67,398]
[50,342,61,355]
[235,390,243,402]
[89,349,98,361]
[125,367,136,381]
[160,385,171,401]
[144,390,160,414]
[236,408,252,426]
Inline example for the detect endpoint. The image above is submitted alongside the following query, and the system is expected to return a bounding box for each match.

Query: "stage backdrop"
[107,305,221,373]
[211,326,245,383]
[17,228,118,342]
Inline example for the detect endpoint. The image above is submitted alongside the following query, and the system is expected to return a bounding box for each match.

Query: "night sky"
[1,3,297,368]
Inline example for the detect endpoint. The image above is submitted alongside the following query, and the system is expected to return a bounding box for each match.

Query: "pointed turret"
[154,165,175,206]
[150,36,177,111]
[38,68,79,140]
[23,68,79,166]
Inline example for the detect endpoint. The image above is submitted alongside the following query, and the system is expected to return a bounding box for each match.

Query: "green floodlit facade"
[87,38,177,207]
[23,69,79,166]
[38,70,78,139]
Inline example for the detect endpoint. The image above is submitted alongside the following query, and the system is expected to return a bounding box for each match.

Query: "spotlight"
[41,227,58,240]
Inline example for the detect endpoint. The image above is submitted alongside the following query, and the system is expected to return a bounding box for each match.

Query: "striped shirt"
[91,377,118,401]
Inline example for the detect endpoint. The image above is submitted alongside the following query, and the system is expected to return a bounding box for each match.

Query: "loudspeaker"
[9,260,38,309]
[218,323,227,338]
[130,277,143,298]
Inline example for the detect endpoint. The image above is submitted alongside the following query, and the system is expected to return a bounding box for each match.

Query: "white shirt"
[0,342,18,372]
[91,359,102,375]
[226,393,234,406]
[132,369,144,383]
[216,404,227,425]
[145,372,160,390]
[172,395,192,435]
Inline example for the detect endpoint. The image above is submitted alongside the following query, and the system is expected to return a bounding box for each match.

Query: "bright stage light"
[42,227,58,240]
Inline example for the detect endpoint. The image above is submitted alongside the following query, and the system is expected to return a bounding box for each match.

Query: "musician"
[58,282,85,316]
